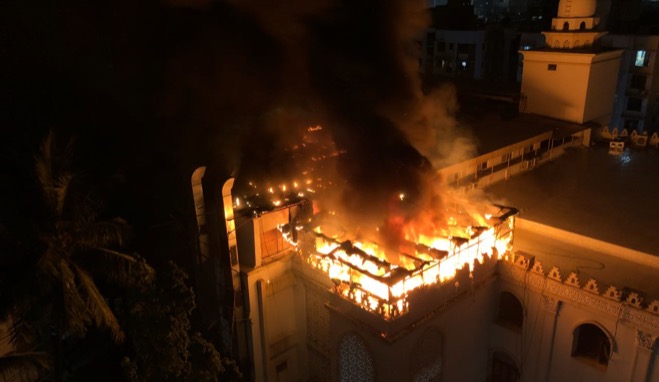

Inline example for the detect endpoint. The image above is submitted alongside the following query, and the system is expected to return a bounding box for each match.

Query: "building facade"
[601,34,659,134]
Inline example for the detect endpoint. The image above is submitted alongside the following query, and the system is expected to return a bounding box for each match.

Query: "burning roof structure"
[280,203,517,321]
[230,124,518,321]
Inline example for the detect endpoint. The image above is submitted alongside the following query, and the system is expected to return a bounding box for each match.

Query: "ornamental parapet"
[498,253,659,333]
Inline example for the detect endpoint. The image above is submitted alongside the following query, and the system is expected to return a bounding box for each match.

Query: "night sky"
[2,0,460,260]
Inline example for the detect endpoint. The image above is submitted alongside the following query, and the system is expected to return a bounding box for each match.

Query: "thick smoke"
[162,0,467,247]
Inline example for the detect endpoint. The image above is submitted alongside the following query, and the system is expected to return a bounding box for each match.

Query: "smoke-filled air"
[161,0,480,250]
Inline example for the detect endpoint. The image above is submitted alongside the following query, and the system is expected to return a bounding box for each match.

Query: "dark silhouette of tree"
[120,261,241,382]
[0,131,146,381]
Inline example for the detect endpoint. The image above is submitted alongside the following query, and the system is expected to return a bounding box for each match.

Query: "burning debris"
[280,204,516,320]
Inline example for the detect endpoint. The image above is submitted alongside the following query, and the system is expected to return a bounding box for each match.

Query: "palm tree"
[0,131,148,381]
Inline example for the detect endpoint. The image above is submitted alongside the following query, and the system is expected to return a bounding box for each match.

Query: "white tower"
[519,0,623,124]
[543,0,606,50]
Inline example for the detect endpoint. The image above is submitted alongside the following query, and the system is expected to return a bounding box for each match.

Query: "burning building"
[191,164,520,381]
[191,140,659,382]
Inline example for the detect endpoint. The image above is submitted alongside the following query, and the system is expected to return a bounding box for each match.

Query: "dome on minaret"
[557,0,597,18]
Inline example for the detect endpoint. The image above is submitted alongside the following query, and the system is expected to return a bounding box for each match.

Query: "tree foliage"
[0,131,146,380]
[120,261,240,382]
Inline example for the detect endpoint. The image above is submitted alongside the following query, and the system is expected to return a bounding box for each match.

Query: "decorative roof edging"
[498,260,659,333]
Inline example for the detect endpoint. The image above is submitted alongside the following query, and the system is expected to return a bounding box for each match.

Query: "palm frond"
[53,174,73,217]
[35,248,60,281]
[77,218,130,249]
[4,315,35,351]
[73,265,125,343]
[0,351,50,382]
[58,260,91,338]
[92,247,138,263]
[34,135,55,213]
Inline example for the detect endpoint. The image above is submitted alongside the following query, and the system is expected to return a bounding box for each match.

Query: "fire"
[233,123,518,320]
[284,205,516,320]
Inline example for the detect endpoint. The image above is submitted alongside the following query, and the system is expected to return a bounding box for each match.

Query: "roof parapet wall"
[499,254,659,333]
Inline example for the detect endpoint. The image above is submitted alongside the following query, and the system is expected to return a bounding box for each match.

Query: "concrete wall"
[243,255,307,382]
[521,51,592,123]
[583,53,623,123]
[521,50,623,124]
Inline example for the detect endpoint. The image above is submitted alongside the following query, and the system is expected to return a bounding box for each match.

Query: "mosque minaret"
[543,0,608,50]
[519,0,623,124]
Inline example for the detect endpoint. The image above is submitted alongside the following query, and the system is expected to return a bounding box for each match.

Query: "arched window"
[572,323,611,367]
[584,40,590,47]
[339,333,375,382]
[563,21,570,30]
[496,292,523,330]
[574,40,580,47]
[563,40,570,49]
[491,351,519,382]
[580,21,586,30]
[411,328,442,382]
[554,40,560,48]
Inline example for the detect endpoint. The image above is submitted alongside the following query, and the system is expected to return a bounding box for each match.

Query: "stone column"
[629,330,657,382]
[540,296,562,382]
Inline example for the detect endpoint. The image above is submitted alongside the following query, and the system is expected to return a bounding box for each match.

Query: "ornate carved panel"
[498,262,659,332]
[306,287,330,353]
[542,295,561,315]
[338,334,375,382]
[635,330,657,351]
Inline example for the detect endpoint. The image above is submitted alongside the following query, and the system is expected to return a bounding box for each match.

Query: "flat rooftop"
[486,145,659,256]
[514,226,659,298]
[456,94,588,157]
[473,113,587,155]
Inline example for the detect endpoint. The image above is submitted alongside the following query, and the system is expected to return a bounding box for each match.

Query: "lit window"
[572,324,611,367]
[635,50,648,67]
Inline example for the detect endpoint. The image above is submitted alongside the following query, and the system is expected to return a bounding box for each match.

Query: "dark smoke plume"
[160,0,460,244]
